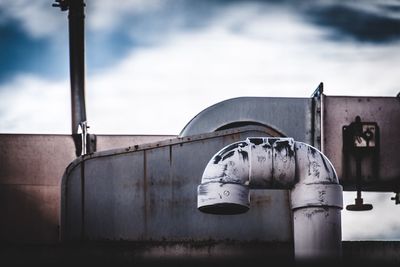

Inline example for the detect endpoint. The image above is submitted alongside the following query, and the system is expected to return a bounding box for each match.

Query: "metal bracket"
[311,82,323,98]
[391,192,400,205]
[52,0,70,11]
[343,116,380,211]
[343,116,379,152]
[52,0,85,11]
[311,82,323,150]
[72,121,96,157]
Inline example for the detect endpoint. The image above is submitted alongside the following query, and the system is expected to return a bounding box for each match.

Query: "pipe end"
[197,182,250,215]
[199,203,249,215]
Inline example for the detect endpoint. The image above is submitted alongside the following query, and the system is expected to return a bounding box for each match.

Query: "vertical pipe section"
[68,0,87,134]
[291,142,342,261]
[292,207,342,261]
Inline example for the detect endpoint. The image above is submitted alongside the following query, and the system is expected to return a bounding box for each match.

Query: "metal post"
[53,0,87,135]
[53,0,91,156]
[68,0,87,134]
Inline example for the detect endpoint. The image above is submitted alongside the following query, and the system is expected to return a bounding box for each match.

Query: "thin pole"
[68,0,87,134]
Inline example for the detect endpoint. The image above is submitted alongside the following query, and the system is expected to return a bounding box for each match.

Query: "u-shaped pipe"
[197,137,343,261]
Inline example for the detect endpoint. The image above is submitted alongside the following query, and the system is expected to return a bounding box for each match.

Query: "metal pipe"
[53,0,89,156]
[68,0,87,134]
[197,137,343,261]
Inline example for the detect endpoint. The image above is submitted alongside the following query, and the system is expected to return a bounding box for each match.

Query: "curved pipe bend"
[198,137,342,213]
[197,137,343,260]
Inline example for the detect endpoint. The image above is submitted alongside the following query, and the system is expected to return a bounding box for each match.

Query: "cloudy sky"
[0,0,399,240]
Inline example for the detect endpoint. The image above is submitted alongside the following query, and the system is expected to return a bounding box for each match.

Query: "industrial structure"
[1,0,400,266]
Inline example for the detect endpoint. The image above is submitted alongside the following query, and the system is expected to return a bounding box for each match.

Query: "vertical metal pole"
[54,0,92,156]
[68,0,87,134]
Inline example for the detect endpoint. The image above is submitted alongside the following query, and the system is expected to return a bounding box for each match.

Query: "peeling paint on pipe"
[197,137,343,261]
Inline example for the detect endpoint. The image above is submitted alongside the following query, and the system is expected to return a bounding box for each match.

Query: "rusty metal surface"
[96,135,175,151]
[0,134,75,243]
[179,97,313,144]
[0,134,178,243]
[62,126,293,242]
[0,134,172,186]
[0,134,76,186]
[322,96,400,191]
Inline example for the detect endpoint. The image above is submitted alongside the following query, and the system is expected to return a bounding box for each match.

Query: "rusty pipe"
[197,137,343,261]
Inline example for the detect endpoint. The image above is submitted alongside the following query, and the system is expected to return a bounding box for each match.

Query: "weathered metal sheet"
[62,165,82,241]
[84,151,146,240]
[0,134,75,243]
[96,135,175,151]
[179,97,313,144]
[0,134,76,185]
[323,96,400,191]
[0,134,177,243]
[62,126,293,242]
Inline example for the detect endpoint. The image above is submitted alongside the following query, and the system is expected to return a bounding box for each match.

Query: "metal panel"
[0,133,179,243]
[143,146,174,239]
[84,151,145,240]
[62,165,82,241]
[179,97,313,145]
[62,126,293,242]
[323,96,400,191]
[0,134,76,185]
[0,134,75,243]
[96,135,175,151]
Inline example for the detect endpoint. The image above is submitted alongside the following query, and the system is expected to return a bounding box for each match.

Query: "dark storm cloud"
[107,0,400,44]
[1,0,399,84]
[301,2,400,43]
[172,0,400,43]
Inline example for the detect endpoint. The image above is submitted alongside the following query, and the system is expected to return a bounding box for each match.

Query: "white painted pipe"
[197,137,343,261]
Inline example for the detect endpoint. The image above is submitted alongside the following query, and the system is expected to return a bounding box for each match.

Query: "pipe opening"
[199,203,249,215]
[197,182,250,215]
